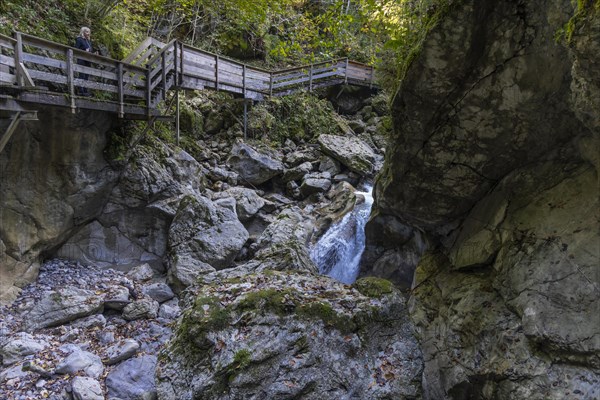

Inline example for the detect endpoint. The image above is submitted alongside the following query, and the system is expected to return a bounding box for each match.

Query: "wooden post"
[0,112,21,154]
[161,51,167,100]
[243,100,247,140]
[269,73,273,97]
[15,32,23,86]
[309,64,313,92]
[344,58,349,84]
[370,65,374,89]
[176,88,180,146]
[146,68,152,118]
[173,41,178,87]
[179,42,184,85]
[242,64,246,98]
[117,62,124,118]
[66,48,75,112]
[215,55,219,91]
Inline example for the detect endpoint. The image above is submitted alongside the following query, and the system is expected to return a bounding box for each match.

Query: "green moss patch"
[353,277,395,298]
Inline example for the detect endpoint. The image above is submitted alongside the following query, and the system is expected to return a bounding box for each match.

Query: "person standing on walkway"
[75,27,95,96]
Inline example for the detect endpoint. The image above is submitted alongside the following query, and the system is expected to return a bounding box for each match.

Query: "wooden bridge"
[0,31,377,152]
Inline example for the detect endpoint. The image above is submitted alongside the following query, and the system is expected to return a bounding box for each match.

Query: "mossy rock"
[353,277,395,298]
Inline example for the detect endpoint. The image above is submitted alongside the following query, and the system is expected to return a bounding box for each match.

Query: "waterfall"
[310,186,373,284]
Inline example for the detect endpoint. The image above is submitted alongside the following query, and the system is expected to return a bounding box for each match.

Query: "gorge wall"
[0,108,119,303]
[366,0,599,398]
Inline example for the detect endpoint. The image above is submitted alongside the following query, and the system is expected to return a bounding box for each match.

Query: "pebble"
[0,259,176,400]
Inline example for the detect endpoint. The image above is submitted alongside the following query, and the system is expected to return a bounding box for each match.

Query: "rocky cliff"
[365,0,599,398]
[0,108,119,304]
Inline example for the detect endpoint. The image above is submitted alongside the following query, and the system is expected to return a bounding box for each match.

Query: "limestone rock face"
[366,0,600,398]
[227,142,284,185]
[156,272,423,400]
[167,194,249,270]
[409,158,600,399]
[374,0,586,234]
[0,107,118,304]
[318,134,376,177]
[57,141,207,272]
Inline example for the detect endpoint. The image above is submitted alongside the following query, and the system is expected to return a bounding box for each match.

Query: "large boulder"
[227,142,284,185]
[318,134,376,176]
[106,355,158,400]
[212,187,265,222]
[23,287,105,332]
[0,332,49,366]
[168,194,249,270]
[250,208,317,273]
[156,272,422,400]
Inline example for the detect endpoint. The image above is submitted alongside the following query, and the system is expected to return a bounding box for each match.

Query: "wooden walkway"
[0,32,377,120]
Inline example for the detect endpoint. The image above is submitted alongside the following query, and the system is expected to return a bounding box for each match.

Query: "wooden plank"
[180,75,207,91]
[272,70,310,83]
[272,76,310,89]
[18,63,35,86]
[0,72,16,84]
[161,53,167,101]
[184,51,216,68]
[0,54,16,68]
[21,34,68,54]
[215,55,219,90]
[22,52,66,69]
[272,78,344,96]
[0,35,17,48]
[218,59,244,74]
[311,70,343,82]
[183,57,216,73]
[0,112,22,154]
[122,37,152,64]
[146,40,176,66]
[181,43,270,73]
[183,64,216,81]
[73,64,118,81]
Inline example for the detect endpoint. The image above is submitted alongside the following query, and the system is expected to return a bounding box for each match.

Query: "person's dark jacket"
[75,36,93,66]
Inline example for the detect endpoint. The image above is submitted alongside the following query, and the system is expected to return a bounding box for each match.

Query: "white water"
[310,186,374,284]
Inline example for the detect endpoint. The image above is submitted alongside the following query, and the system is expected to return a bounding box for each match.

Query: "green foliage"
[248,93,341,144]
[556,0,599,43]
[231,349,252,369]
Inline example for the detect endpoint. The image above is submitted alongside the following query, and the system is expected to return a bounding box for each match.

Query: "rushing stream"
[310,185,374,284]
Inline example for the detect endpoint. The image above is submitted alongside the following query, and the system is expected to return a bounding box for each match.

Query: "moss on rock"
[353,277,395,298]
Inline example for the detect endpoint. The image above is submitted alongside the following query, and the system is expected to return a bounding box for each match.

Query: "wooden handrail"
[1,30,377,119]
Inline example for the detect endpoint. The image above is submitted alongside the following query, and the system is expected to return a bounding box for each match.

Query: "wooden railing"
[0,31,377,118]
